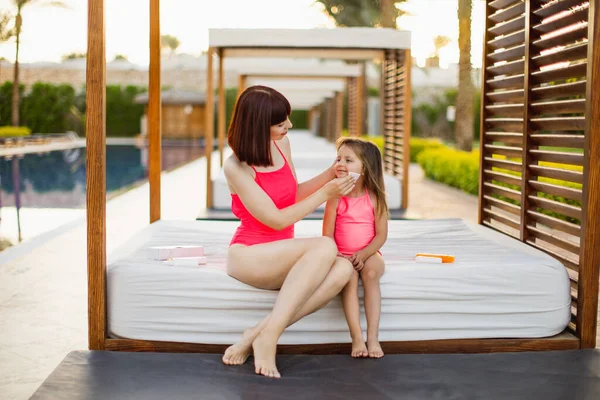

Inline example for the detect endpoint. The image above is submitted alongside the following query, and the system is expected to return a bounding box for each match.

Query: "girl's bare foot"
[351,337,368,358]
[252,332,281,378]
[367,338,384,358]
[222,327,259,365]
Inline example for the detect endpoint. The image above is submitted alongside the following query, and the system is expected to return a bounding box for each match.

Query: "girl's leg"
[360,253,385,358]
[225,236,341,377]
[341,270,367,357]
[223,257,353,365]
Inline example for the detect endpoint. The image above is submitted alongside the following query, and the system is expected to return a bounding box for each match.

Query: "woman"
[221,86,355,378]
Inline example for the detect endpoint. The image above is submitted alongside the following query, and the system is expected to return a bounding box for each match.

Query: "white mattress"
[107,219,571,344]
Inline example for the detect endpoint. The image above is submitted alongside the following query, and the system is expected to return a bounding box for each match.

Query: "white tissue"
[348,172,361,181]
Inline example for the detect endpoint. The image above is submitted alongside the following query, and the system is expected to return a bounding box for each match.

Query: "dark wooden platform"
[31,349,600,399]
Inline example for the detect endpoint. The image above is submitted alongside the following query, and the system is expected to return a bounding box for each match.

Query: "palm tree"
[160,34,180,57]
[10,0,67,127]
[0,12,15,82]
[315,1,406,134]
[454,0,474,151]
[316,0,405,28]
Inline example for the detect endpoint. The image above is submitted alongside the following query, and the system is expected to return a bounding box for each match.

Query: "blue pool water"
[0,144,203,209]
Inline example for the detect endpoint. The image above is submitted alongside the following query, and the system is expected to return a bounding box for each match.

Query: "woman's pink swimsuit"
[230,142,297,246]
[334,189,377,256]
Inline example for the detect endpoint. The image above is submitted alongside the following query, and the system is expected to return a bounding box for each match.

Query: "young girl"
[323,137,388,359]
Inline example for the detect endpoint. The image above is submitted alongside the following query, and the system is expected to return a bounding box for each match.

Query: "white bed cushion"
[107,219,571,344]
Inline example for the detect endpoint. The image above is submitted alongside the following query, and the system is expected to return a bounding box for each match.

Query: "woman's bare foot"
[222,327,259,365]
[252,332,280,378]
[351,337,368,358]
[367,338,384,358]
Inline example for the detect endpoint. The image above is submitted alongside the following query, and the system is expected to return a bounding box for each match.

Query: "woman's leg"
[225,236,340,377]
[223,257,353,365]
[360,253,385,358]
[341,270,367,357]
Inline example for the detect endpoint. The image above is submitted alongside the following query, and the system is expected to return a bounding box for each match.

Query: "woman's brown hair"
[227,85,291,167]
[336,137,389,218]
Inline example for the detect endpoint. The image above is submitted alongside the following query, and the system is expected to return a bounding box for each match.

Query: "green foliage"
[356,135,443,164]
[417,147,480,195]
[416,144,583,223]
[0,81,146,137]
[0,81,24,126]
[409,137,444,162]
[0,126,31,136]
[20,82,78,133]
[105,85,147,136]
[61,52,86,61]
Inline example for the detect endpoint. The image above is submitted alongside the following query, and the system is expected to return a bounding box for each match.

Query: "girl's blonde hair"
[336,137,388,218]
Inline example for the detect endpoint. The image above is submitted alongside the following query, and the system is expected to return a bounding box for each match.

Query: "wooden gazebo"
[85,0,599,352]
[235,64,361,142]
[238,72,359,142]
[205,28,412,210]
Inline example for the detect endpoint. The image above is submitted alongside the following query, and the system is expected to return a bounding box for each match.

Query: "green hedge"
[416,144,583,224]
[360,136,444,163]
[417,147,480,195]
[0,126,31,137]
[1,81,146,137]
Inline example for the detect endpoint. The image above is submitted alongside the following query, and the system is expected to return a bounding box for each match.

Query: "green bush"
[410,137,444,162]
[20,82,78,133]
[0,126,31,137]
[416,144,583,223]
[417,147,480,195]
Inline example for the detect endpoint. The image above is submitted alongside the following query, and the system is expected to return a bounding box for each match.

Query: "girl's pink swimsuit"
[230,142,297,246]
[334,189,376,256]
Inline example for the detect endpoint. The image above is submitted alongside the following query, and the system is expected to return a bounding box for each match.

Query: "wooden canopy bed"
[85,0,599,354]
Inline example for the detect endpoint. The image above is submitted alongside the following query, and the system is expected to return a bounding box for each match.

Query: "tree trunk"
[380,0,396,28]
[455,0,474,152]
[11,12,21,127]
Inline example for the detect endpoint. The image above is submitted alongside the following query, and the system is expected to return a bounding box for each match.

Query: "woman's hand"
[323,176,355,200]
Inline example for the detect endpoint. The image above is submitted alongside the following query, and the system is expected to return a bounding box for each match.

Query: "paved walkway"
[0,132,595,399]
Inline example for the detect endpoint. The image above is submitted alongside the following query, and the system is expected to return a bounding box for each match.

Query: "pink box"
[150,245,204,260]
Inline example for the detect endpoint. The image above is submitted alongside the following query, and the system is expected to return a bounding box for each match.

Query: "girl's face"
[270,117,293,141]
[335,145,363,179]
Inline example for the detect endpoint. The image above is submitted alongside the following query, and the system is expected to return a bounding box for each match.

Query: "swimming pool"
[0,144,203,208]
[0,143,203,244]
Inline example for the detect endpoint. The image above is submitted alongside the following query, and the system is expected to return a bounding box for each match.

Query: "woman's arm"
[322,198,339,238]
[277,136,336,201]
[225,157,354,231]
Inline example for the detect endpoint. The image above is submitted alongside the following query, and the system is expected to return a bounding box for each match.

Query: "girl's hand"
[323,176,355,199]
[350,251,367,271]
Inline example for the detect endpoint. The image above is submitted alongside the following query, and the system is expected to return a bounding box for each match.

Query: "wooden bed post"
[347,77,356,137]
[149,0,161,223]
[205,48,215,209]
[477,2,491,226]
[218,48,225,167]
[86,0,106,351]
[336,91,344,140]
[355,72,363,136]
[402,49,411,210]
[578,0,600,349]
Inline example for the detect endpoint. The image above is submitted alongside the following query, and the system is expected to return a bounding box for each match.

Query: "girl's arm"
[322,198,339,238]
[351,195,389,264]
[277,136,336,201]
[224,157,354,231]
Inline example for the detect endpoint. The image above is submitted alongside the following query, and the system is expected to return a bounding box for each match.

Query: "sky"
[0,0,485,68]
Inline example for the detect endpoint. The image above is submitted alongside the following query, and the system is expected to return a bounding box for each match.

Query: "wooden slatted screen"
[347,77,358,137]
[480,0,599,347]
[383,49,411,209]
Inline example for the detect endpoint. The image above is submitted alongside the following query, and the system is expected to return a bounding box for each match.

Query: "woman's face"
[335,145,363,178]
[270,117,293,141]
